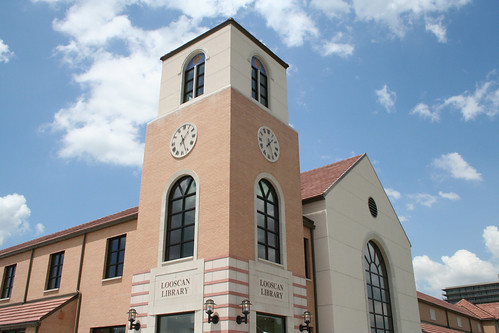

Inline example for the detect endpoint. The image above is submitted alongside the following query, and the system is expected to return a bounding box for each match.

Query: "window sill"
[257,258,284,268]
[44,288,59,295]
[102,276,122,284]
[0,297,10,302]
[162,256,193,266]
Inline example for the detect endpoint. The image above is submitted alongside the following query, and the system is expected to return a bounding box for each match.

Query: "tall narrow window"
[105,235,126,279]
[365,241,394,333]
[183,53,205,103]
[1,264,16,299]
[165,176,196,261]
[47,251,64,290]
[251,57,268,107]
[257,179,280,263]
[304,238,311,279]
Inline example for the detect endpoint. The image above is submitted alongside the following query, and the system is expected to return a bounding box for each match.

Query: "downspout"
[74,233,87,333]
[23,248,34,303]
[310,225,319,333]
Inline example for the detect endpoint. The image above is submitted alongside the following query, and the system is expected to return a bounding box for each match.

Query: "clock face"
[257,126,280,162]
[170,122,198,158]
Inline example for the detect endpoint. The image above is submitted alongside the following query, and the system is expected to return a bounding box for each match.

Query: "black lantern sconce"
[127,309,141,331]
[204,299,219,324]
[236,299,251,324]
[299,311,312,332]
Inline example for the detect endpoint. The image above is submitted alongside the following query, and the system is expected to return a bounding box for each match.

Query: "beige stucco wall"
[158,22,289,124]
[39,298,77,333]
[0,250,31,304]
[304,156,421,332]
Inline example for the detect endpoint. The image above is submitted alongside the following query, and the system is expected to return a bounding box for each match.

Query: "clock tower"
[131,19,306,332]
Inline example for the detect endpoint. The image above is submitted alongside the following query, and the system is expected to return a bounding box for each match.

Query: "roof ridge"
[300,153,365,175]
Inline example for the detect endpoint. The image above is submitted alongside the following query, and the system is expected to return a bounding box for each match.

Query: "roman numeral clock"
[170,122,198,158]
[258,126,280,162]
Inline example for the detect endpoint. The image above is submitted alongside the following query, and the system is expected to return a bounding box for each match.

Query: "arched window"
[364,241,394,333]
[256,179,280,263]
[251,57,268,107]
[183,53,205,103]
[165,176,196,261]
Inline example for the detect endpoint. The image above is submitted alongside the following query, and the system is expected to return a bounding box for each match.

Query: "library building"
[0,19,424,333]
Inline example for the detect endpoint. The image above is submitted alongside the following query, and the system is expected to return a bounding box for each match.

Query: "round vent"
[368,197,378,218]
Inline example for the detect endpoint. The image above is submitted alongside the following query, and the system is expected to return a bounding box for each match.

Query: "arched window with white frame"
[164,175,196,261]
[251,56,268,107]
[256,178,280,263]
[183,53,205,103]
[364,240,394,333]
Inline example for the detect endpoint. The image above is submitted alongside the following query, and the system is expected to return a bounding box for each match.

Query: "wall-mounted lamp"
[127,309,141,331]
[204,299,219,324]
[236,299,251,324]
[299,311,312,332]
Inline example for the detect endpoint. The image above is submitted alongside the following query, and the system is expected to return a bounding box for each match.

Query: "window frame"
[91,326,126,333]
[157,312,195,332]
[182,53,205,103]
[164,176,197,262]
[256,179,281,264]
[105,234,127,279]
[251,56,269,108]
[46,251,65,290]
[364,240,394,333]
[1,264,16,299]
[256,312,286,333]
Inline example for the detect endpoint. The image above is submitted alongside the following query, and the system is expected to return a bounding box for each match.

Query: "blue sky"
[0,0,498,298]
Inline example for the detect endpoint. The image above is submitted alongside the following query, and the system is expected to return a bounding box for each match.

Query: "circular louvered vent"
[368,197,378,218]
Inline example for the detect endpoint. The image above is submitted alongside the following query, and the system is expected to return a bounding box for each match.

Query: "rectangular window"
[91,326,125,333]
[429,308,436,321]
[256,313,286,333]
[304,238,311,279]
[47,251,64,290]
[157,312,194,333]
[456,316,462,327]
[1,264,16,299]
[105,235,126,279]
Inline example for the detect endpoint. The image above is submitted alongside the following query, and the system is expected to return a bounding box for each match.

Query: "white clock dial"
[170,122,198,158]
[257,126,280,162]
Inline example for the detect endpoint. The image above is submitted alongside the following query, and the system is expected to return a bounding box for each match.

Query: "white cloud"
[146,0,252,20]
[375,84,397,112]
[413,250,497,297]
[0,194,44,246]
[47,1,205,167]
[351,0,471,37]
[414,226,499,297]
[438,191,460,200]
[321,32,354,58]
[412,72,499,122]
[483,226,499,259]
[0,39,14,63]
[443,78,499,121]
[254,0,319,47]
[410,103,440,122]
[432,152,482,181]
[385,188,401,201]
[425,16,447,43]
[311,0,351,18]
[409,193,438,208]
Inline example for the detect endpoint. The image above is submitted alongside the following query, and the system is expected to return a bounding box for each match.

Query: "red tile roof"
[417,292,478,318]
[300,154,365,201]
[456,299,495,320]
[0,293,78,327]
[421,322,465,333]
[0,207,138,258]
[476,302,499,319]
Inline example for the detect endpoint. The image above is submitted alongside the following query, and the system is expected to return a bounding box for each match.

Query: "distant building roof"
[300,154,365,202]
